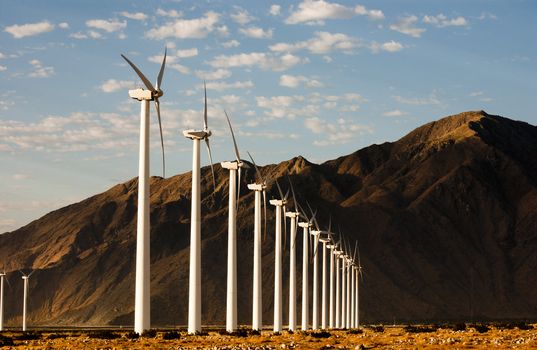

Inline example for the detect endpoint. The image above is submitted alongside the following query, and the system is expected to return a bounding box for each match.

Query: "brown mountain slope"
[0,110,536,326]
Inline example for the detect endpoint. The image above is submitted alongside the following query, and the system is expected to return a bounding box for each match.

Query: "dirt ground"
[1,324,536,349]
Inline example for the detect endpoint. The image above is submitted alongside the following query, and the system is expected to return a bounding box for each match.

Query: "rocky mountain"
[1,110,536,327]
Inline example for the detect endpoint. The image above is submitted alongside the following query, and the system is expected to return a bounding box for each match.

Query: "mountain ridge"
[1,110,536,326]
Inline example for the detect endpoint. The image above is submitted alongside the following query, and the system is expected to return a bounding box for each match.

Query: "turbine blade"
[154,98,166,178]
[203,81,208,130]
[286,174,298,212]
[247,151,264,183]
[28,270,35,277]
[275,179,284,200]
[121,54,155,92]
[236,166,241,212]
[282,205,287,253]
[353,241,358,261]
[263,189,267,242]
[156,47,167,90]
[225,110,241,162]
[284,189,290,201]
[205,138,216,192]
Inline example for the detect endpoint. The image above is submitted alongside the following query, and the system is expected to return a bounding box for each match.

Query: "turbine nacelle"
[183,129,212,140]
[247,183,265,191]
[310,229,322,236]
[285,211,299,218]
[297,222,310,228]
[221,160,248,170]
[269,199,286,207]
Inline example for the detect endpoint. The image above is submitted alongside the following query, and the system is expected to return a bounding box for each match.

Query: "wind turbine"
[121,48,167,335]
[221,111,245,333]
[334,244,342,328]
[355,244,364,328]
[246,152,267,331]
[325,229,337,329]
[310,219,322,330]
[270,180,288,333]
[345,240,352,329]
[298,203,315,331]
[285,175,300,332]
[340,238,347,329]
[0,271,5,331]
[20,270,34,332]
[318,225,332,329]
[183,83,216,334]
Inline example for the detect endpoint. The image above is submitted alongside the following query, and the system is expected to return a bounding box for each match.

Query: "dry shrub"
[404,325,437,333]
[0,334,14,346]
[125,331,139,339]
[450,323,467,331]
[162,331,181,340]
[87,330,121,339]
[310,330,331,338]
[15,331,41,340]
[470,324,489,333]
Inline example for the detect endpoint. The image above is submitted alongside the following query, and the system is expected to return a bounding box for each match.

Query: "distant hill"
[1,110,536,327]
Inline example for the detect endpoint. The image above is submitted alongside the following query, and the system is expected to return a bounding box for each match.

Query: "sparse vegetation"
[141,329,157,338]
[404,325,437,333]
[0,334,14,346]
[162,330,181,340]
[14,331,41,340]
[470,324,490,333]
[310,330,331,338]
[87,330,121,339]
[124,331,139,339]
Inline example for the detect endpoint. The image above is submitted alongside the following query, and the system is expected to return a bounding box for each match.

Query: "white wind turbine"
[340,237,348,329]
[246,152,267,331]
[318,223,332,329]
[325,228,337,329]
[221,111,246,333]
[20,270,34,332]
[297,203,315,331]
[121,49,167,334]
[270,181,288,333]
[183,83,216,334]
[334,243,343,328]
[309,220,322,330]
[0,271,5,331]
[349,241,359,329]
[345,239,352,329]
[355,244,364,328]
[285,175,300,332]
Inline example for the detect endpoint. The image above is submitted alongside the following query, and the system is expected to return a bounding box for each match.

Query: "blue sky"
[0,0,535,232]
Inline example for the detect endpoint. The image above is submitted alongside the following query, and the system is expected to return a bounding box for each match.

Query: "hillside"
[0,110,536,326]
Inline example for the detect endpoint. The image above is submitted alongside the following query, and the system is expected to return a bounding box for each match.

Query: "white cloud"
[0,66,6,72]
[255,95,319,119]
[286,0,355,25]
[156,8,183,18]
[279,74,323,88]
[423,14,468,27]
[382,109,406,117]
[269,5,281,16]
[176,48,198,58]
[100,79,134,93]
[393,93,440,105]
[4,21,55,38]
[169,63,190,74]
[145,11,220,39]
[477,12,497,21]
[469,91,483,97]
[86,19,127,32]
[222,40,240,48]
[354,5,384,20]
[370,40,404,53]
[12,174,31,180]
[88,30,102,39]
[217,25,230,37]
[305,117,372,145]
[195,68,232,80]
[270,31,361,54]
[0,52,5,59]
[28,59,54,78]
[120,11,148,21]
[231,8,255,25]
[209,52,305,72]
[239,26,273,39]
[202,80,253,91]
[58,22,69,29]
[390,15,425,38]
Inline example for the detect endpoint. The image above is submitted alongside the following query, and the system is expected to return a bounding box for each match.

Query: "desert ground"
[1,324,536,349]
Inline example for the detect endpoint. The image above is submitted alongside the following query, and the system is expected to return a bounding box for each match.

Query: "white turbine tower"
[350,241,358,328]
[297,204,314,331]
[318,231,330,329]
[334,245,342,328]
[355,245,364,328]
[184,83,216,334]
[326,234,336,329]
[20,271,34,332]
[270,181,288,333]
[246,152,267,331]
[121,49,167,335]
[340,247,347,329]
[221,111,245,333]
[285,176,300,332]
[0,271,5,331]
[310,226,321,330]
